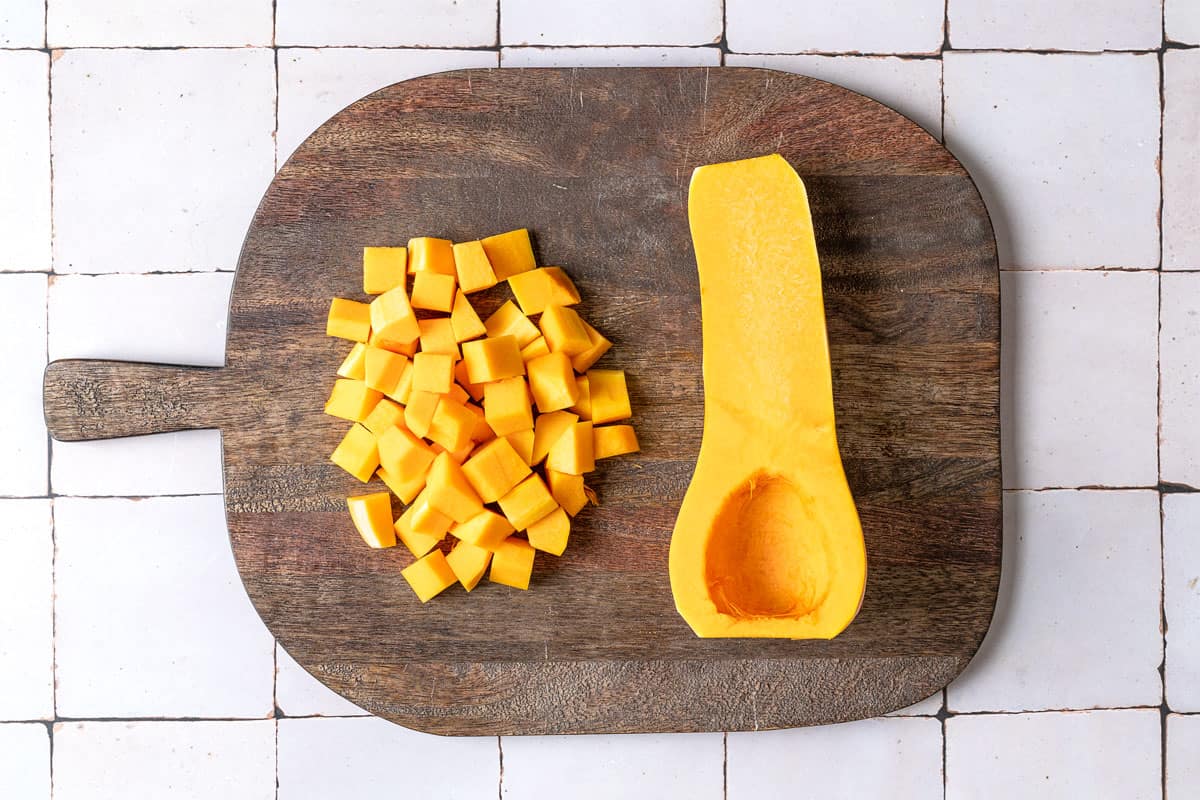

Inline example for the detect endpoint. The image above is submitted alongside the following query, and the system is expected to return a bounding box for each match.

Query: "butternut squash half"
[669,154,866,639]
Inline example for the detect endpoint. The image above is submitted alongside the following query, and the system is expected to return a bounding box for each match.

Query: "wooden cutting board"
[43,67,1001,736]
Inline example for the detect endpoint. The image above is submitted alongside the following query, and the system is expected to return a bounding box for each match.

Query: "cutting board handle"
[43,359,232,442]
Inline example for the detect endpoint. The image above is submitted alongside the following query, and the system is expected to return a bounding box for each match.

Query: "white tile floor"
[1,2,1196,798]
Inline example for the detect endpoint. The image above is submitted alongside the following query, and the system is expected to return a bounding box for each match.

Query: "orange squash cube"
[410,270,457,312]
[526,507,569,556]
[497,473,558,531]
[410,491,454,536]
[363,246,407,294]
[451,509,514,551]
[412,352,454,394]
[361,397,405,436]
[407,236,455,275]
[508,267,581,316]
[462,335,525,384]
[570,374,592,420]
[483,376,534,436]
[461,437,532,503]
[377,463,428,505]
[446,382,471,406]
[427,397,477,453]
[331,424,380,482]
[364,347,409,395]
[394,502,442,557]
[401,549,457,602]
[418,317,461,360]
[347,491,395,548]
[326,298,372,342]
[325,379,383,423]
[446,540,493,591]
[337,342,368,380]
[452,240,499,293]
[449,290,487,342]
[489,536,536,590]
[463,402,496,442]
[454,359,486,402]
[387,360,415,404]
[571,319,612,372]
[505,429,535,466]
[424,451,484,524]
[526,351,579,413]
[403,390,441,438]
[532,410,579,465]
[369,329,419,357]
[587,369,632,424]
[546,420,595,476]
[369,285,420,345]
[520,336,550,362]
[377,424,436,479]
[594,424,640,459]
[546,469,588,516]
[480,228,536,281]
[539,304,591,356]
[483,301,541,347]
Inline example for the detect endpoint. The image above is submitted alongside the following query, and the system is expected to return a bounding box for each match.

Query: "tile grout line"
[44,2,56,789]
[1158,0,1169,780]
[496,735,504,799]
[722,731,728,799]
[718,0,729,66]
[271,7,281,797]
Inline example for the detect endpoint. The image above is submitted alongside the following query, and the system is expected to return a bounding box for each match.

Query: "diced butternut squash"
[497,473,557,531]
[325,379,383,423]
[417,317,461,360]
[331,424,379,482]
[403,390,441,438]
[410,491,454,536]
[410,271,457,312]
[527,352,579,413]
[377,463,428,505]
[505,429,535,466]
[401,549,457,602]
[427,397,476,453]
[363,246,407,294]
[446,540,493,591]
[451,509,514,551]
[407,236,455,275]
[489,536,536,590]
[327,298,372,342]
[394,503,442,557]
[364,347,409,395]
[571,319,612,373]
[570,374,592,420]
[546,469,588,516]
[483,301,541,347]
[527,507,569,556]
[449,290,487,342]
[546,420,594,476]
[337,342,368,380]
[412,352,454,394]
[369,285,420,345]
[539,304,591,356]
[387,361,415,404]
[454,359,486,402]
[462,402,495,442]
[461,437,532,503]
[370,329,419,357]
[508,268,581,316]
[447,382,470,406]
[520,336,550,362]
[424,451,484,524]
[484,376,534,436]
[532,410,579,465]
[481,228,536,281]
[586,369,631,424]
[347,492,395,548]
[462,335,524,384]
[361,397,405,436]
[452,240,498,293]
[377,424,436,479]
[593,424,640,459]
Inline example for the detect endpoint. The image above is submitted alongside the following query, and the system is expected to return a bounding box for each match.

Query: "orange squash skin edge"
[668,154,867,639]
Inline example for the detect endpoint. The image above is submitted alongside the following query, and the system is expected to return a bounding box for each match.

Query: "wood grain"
[42,67,1001,735]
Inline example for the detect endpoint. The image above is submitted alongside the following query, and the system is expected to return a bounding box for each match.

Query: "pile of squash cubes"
[324,229,638,602]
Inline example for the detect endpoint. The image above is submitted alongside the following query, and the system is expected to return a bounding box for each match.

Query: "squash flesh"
[669,154,866,639]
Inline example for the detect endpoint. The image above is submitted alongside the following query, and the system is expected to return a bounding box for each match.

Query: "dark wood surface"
[43,67,1001,735]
